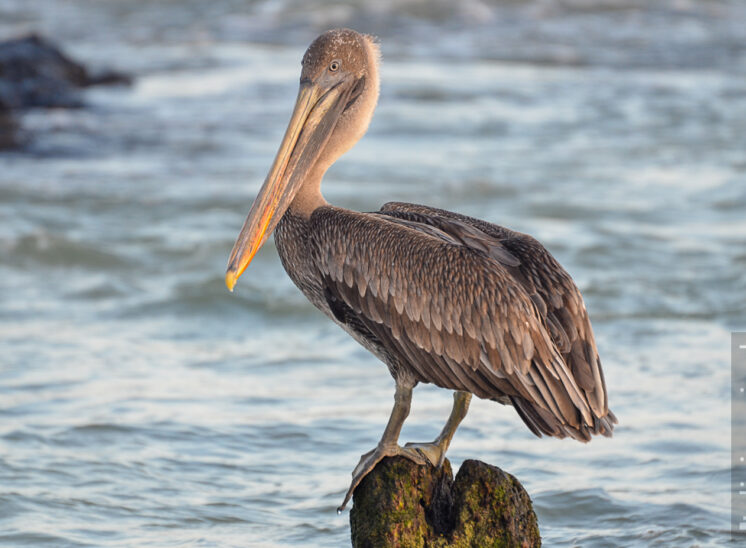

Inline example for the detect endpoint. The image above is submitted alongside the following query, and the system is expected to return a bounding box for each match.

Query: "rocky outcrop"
[350,456,541,548]
[0,33,131,148]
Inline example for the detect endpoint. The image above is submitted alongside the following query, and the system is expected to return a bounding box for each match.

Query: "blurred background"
[1,0,745,546]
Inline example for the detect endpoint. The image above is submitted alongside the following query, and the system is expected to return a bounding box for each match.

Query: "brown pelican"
[225,28,616,511]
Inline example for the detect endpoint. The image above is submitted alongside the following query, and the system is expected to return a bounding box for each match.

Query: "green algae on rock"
[350,457,540,548]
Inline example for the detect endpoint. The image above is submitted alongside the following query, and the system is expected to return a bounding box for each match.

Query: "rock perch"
[350,457,541,548]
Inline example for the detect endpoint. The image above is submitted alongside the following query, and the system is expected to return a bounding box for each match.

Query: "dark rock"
[0,33,131,111]
[0,110,21,149]
[0,33,131,149]
[350,457,541,548]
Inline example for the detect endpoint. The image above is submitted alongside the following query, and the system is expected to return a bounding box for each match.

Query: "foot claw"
[337,444,431,511]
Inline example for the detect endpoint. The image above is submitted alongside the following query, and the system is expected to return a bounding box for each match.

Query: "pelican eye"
[329,60,340,72]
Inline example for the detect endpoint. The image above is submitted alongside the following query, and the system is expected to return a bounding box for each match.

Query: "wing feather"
[379,201,614,425]
[309,205,612,440]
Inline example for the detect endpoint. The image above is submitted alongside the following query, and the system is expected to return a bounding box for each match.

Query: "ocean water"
[1,1,745,546]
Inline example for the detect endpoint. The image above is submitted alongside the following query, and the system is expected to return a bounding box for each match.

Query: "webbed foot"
[337,444,429,512]
[403,440,447,468]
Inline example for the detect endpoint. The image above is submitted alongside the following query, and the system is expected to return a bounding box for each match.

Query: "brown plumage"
[226,28,616,510]
[277,202,615,442]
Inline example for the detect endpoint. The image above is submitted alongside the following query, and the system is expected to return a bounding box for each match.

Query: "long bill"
[225,79,351,291]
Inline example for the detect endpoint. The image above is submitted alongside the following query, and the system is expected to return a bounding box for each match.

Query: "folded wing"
[309,204,615,441]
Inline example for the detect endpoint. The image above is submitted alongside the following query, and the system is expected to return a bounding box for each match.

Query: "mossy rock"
[350,457,540,548]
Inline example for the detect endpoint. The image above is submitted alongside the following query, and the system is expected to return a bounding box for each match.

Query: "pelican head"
[226,29,380,290]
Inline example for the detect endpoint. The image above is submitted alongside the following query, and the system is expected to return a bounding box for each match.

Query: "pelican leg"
[338,381,428,512]
[404,390,472,468]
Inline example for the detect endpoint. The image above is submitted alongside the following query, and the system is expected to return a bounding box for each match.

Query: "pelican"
[226,28,616,511]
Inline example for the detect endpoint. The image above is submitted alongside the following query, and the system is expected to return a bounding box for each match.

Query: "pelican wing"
[380,201,613,421]
[309,205,614,441]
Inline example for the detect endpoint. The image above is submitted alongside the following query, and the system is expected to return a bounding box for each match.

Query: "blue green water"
[1,1,745,545]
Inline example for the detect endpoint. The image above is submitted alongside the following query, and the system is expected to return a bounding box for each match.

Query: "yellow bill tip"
[225,270,238,292]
